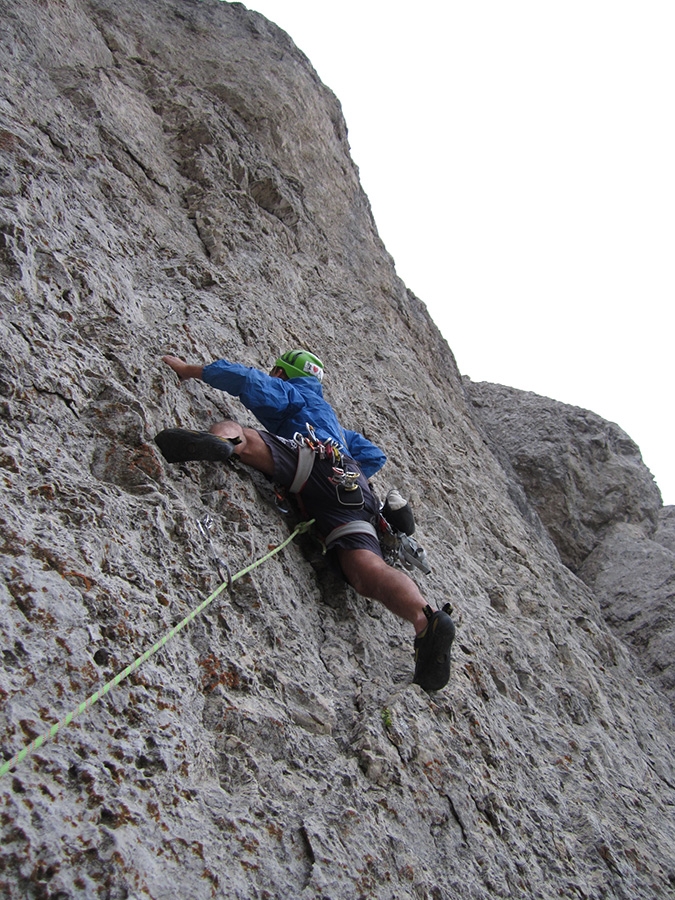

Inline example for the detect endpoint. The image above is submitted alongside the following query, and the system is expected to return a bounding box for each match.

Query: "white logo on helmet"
[304,361,323,381]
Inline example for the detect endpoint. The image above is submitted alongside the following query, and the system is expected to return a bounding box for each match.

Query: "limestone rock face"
[465,380,662,572]
[579,519,675,704]
[1,3,675,899]
[466,379,675,711]
[655,504,675,553]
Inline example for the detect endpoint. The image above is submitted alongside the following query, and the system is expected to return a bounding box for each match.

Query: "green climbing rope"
[0,519,315,780]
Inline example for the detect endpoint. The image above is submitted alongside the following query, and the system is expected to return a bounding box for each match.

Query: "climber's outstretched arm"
[162,355,204,381]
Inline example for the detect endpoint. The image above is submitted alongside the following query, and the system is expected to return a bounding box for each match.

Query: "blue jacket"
[202,359,387,478]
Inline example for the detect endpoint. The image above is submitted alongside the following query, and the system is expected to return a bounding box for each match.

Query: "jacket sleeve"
[343,429,387,479]
[201,360,305,432]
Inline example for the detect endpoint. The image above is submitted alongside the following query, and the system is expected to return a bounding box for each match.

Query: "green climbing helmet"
[274,349,324,382]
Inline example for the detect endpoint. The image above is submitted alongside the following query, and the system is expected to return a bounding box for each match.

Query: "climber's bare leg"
[337,548,429,634]
[210,421,275,477]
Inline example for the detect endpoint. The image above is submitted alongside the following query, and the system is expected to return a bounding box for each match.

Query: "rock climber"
[155,349,455,691]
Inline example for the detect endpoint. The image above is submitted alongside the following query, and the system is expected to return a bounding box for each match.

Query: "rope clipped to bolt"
[0,519,315,780]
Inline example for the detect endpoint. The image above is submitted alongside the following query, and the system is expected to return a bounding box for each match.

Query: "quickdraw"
[290,423,345,494]
[198,513,231,584]
[296,422,343,465]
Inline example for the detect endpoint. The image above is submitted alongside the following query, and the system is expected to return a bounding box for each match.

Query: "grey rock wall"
[1,2,674,899]
[579,520,675,704]
[466,379,675,711]
[464,379,662,572]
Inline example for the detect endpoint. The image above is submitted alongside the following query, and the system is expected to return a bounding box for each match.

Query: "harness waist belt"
[324,520,378,549]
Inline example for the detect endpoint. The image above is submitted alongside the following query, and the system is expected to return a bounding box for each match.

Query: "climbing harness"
[0,519,315,780]
[290,423,365,510]
[284,426,431,569]
[324,519,379,547]
[288,442,316,493]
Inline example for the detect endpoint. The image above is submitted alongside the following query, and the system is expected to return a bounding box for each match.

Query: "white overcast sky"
[246,1,674,505]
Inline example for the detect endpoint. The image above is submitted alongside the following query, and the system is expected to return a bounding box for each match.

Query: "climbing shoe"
[413,604,456,692]
[154,428,239,464]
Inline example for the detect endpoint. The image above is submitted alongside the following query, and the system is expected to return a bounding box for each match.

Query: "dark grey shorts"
[259,432,383,557]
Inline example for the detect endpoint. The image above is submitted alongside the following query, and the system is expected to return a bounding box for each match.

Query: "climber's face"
[269,366,288,380]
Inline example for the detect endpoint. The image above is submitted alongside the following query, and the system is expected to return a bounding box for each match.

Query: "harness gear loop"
[290,423,345,495]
